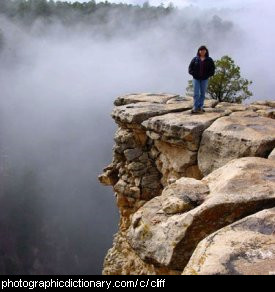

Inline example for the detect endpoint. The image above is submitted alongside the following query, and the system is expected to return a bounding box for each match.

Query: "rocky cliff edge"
[98,93,275,275]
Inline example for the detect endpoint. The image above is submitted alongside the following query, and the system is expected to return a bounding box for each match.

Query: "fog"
[0,0,274,274]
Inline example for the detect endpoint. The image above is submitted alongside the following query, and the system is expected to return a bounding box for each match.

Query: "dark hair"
[197,45,209,57]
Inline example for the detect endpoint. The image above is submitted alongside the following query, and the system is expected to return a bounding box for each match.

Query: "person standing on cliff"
[188,45,215,114]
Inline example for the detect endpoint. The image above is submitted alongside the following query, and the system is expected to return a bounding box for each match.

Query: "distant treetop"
[0,0,176,26]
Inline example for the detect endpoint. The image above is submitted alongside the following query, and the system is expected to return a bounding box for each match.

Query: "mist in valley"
[0,0,274,274]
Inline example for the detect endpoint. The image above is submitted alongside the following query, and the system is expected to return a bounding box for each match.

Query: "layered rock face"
[98,93,275,275]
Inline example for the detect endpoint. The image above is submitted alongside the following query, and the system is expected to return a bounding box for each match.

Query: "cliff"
[98,93,275,275]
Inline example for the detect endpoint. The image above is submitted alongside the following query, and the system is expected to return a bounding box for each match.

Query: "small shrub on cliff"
[186,55,253,103]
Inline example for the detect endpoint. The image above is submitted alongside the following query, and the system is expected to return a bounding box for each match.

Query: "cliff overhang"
[98,93,275,275]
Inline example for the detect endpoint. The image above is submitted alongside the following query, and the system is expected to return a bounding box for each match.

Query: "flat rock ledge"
[98,93,275,275]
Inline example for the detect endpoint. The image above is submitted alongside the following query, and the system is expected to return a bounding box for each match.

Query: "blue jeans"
[192,78,209,110]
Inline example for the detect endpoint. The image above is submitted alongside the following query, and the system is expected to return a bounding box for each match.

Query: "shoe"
[191,109,200,114]
[198,108,205,112]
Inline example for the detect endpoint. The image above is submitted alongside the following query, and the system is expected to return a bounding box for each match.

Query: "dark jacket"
[188,56,215,80]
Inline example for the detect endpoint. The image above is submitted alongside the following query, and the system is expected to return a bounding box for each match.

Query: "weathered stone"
[121,174,129,181]
[129,187,141,198]
[102,163,115,172]
[167,96,219,108]
[114,178,140,199]
[215,101,241,107]
[147,165,160,175]
[135,177,141,187]
[118,166,126,176]
[162,196,190,214]
[127,157,275,270]
[183,208,275,275]
[131,168,148,177]
[166,95,193,105]
[185,165,203,179]
[155,140,197,170]
[116,193,136,210]
[153,140,199,185]
[198,113,275,176]
[149,146,160,160]
[167,177,177,184]
[111,102,194,125]
[229,110,260,118]
[141,188,162,201]
[132,128,148,147]
[114,127,136,147]
[128,162,146,171]
[138,152,149,162]
[146,130,161,140]
[251,100,275,108]
[127,177,210,269]
[248,104,272,111]
[161,178,209,214]
[98,163,119,186]
[215,102,248,112]
[141,174,161,188]
[112,144,128,154]
[256,108,275,119]
[114,179,127,194]
[114,93,179,106]
[103,231,180,275]
[124,148,143,162]
[142,109,228,150]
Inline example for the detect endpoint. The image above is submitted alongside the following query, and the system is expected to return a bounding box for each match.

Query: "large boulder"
[198,111,275,176]
[183,208,275,275]
[127,157,275,270]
